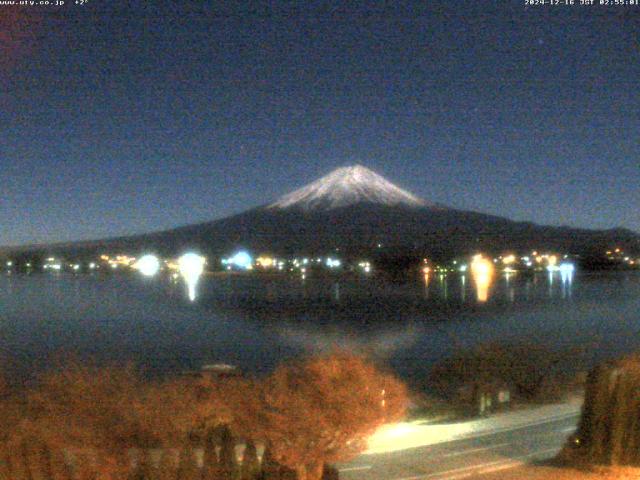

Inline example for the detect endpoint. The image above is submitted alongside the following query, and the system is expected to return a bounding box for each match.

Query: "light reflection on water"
[177,253,206,301]
[0,270,638,386]
[470,255,494,303]
[419,267,575,305]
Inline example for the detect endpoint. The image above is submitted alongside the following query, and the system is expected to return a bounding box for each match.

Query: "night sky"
[1,1,639,246]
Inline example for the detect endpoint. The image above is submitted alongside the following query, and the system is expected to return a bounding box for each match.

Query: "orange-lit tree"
[6,362,228,480]
[1,364,138,479]
[230,352,407,480]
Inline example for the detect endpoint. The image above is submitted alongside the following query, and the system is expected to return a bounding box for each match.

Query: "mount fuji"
[269,165,429,210]
[5,165,639,262]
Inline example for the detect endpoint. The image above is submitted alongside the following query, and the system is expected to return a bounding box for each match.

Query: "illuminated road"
[339,410,580,480]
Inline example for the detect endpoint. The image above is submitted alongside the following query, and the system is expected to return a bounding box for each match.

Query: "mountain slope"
[3,165,639,260]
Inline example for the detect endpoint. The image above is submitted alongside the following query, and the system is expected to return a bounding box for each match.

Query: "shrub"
[571,355,640,466]
[430,342,577,404]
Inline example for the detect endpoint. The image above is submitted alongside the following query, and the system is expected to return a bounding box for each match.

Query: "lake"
[1,269,639,387]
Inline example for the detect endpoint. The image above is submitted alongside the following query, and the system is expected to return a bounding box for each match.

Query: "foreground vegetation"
[0,341,607,480]
[410,341,586,422]
[489,353,640,480]
[561,353,640,467]
[472,464,640,480]
[0,353,407,480]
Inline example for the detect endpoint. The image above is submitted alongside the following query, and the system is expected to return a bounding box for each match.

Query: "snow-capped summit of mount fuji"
[269,165,429,210]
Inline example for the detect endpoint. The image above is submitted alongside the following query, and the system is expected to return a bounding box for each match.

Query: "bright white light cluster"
[179,253,206,279]
[326,257,341,268]
[178,253,206,301]
[43,257,62,271]
[547,262,575,273]
[358,261,372,273]
[559,263,575,274]
[134,254,161,277]
[222,251,253,270]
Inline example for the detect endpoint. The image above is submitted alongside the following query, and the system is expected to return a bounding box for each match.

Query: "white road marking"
[450,412,580,444]
[441,442,510,458]
[393,447,560,480]
[339,465,372,472]
[532,426,577,440]
[363,409,580,456]
[344,414,578,479]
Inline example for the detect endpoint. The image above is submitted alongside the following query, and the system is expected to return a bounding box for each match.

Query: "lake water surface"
[1,270,639,386]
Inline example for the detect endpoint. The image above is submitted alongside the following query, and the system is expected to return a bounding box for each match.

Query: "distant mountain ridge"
[2,165,639,261]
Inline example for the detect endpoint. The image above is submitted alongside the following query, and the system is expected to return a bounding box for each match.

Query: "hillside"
[2,165,639,260]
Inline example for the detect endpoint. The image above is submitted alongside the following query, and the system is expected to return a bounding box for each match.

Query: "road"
[339,411,580,480]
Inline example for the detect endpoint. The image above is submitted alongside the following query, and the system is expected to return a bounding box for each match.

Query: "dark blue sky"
[1,1,639,246]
